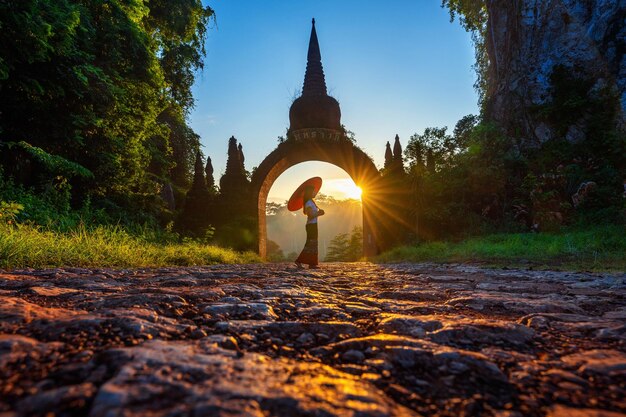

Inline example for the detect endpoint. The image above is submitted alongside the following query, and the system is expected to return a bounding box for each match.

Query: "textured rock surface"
[0,263,624,416]
[486,0,626,143]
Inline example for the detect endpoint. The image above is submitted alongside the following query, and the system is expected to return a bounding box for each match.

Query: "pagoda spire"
[302,18,327,96]
[289,18,341,131]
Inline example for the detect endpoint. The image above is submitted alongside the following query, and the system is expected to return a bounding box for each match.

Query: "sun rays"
[323,178,363,201]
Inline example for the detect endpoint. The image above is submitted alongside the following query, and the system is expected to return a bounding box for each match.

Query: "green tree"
[219,137,249,196]
[325,226,362,262]
[205,156,215,191]
[176,151,213,236]
[0,0,213,220]
[212,136,254,250]
[383,141,393,171]
[267,240,285,262]
[218,136,251,218]
[325,232,350,262]
[403,117,523,239]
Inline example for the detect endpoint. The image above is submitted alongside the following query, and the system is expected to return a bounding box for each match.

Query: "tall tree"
[384,141,393,171]
[219,136,249,202]
[238,143,245,169]
[392,134,405,175]
[177,151,212,235]
[205,156,215,190]
[393,134,403,162]
[325,226,362,262]
[213,136,253,249]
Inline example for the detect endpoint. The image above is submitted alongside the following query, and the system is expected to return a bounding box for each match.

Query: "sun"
[330,179,362,200]
[320,178,363,201]
[346,185,363,200]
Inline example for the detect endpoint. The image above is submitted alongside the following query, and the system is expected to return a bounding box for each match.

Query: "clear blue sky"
[191,0,478,200]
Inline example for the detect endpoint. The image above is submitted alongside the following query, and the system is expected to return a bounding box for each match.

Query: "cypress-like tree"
[382,134,411,246]
[393,134,404,166]
[205,156,215,190]
[214,136,253,249]
[325,227,362,262]
[177,152,212,235]
[225,137,242,176]
[238,143,245,168]
[384,141,393,171]
[219,136,249,200]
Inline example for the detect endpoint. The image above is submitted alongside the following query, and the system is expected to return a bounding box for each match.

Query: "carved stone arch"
[251,138,389,260]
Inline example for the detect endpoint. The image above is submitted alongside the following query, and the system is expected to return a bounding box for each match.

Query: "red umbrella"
[287,177,323,211]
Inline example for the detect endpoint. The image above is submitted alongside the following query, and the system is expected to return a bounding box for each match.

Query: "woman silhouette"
[295,185,325,268]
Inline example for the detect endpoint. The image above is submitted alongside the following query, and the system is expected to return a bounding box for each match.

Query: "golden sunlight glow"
[325,179,362,200]
[267,163,366,203]
[348,185,363,200]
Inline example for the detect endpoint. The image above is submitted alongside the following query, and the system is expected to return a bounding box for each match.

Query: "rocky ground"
[0,263,625,417]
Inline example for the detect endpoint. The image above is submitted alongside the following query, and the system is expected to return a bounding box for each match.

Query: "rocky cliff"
[484,0,626,146]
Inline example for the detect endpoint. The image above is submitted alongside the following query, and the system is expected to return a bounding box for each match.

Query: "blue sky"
[191,0,478,200]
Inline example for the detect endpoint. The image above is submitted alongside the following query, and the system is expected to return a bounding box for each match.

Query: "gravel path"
[1,262,625,416]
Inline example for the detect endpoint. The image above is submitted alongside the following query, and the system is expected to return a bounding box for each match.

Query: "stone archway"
[251,137,388,260]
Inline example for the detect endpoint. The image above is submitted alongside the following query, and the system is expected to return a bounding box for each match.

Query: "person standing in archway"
[295,185,325,269]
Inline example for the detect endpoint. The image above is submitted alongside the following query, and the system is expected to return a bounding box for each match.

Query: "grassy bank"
[0,224,260,270]
[375,225,626,271]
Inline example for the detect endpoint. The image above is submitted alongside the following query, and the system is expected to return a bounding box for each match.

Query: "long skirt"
[295,223,318,266]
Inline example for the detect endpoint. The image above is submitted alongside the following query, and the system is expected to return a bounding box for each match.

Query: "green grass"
[375,225,626,272]
[0,224,260,270]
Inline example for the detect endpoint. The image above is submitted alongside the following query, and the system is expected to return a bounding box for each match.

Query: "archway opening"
[251,139,386,260]
[266,162,363,261]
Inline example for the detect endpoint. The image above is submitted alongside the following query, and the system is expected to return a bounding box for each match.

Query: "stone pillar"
[361,196,378,257]
[257,180,270,260]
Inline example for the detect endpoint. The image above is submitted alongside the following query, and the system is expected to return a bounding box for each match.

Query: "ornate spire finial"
[302,18,327,96]
[288,19,341,131]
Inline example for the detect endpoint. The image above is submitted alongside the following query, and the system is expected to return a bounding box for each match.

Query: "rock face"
[485,0,626,144]
[0,263,625,416]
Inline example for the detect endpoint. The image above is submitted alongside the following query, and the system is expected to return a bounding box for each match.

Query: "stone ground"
[0,263,625,417]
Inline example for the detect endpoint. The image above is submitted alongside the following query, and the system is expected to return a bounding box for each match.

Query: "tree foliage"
[218,136,251,219]
[404,69,625,241]
[0,0,213,219]
[430,4,624,238]
[176,152,213,237]
[325,226,362,262]
[219,137,249,198]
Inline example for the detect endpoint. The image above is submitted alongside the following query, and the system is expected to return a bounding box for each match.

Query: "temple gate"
[251,19,393,259]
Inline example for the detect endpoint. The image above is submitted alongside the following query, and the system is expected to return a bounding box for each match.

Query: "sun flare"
[325,179,363,200]
[347,185,363,200]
